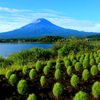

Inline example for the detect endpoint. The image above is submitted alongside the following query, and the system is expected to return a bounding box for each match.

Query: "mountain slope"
[0,18,99,39]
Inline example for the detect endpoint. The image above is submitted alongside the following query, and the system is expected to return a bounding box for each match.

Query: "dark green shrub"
[90,59,95,66]
[66,66,72,75]
[36,61,42,71]
[40,76,46,86]
[82,69,89,81]
[72,60,77,66]
[27,93,37,100]
[90,65,98,76]
[47,61,52,68]
[55,63,61,69]
[9,74,18,86]
[92,81,100,98]
[97,63,100,71]
[73,91,88,100]
[22,66,29,74]
[75,62,81,71]
[54,69,61,79]
[29,69,37,79]
[82,59,89,68]
[52,82,63,97]
[65,60,70,68]
[43,66,50,75]
[5,70,12,79]
[17,80,28,94]
[70,74,79,87]
[96,57,100,64]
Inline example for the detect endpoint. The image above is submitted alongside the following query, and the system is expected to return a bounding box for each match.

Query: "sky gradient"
[0,0,100,32]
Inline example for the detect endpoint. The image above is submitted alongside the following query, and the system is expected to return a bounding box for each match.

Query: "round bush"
[75,62,81,71]
[65,60,70,68]
[90,59,95,66]
[9,74,18,86]
[79,56,84,64]
[52,82,63,97]
[56,59,61,64]
[40,76,46,86]
[92,81,100,98]
[36,61,42,71]
[55,63,61,69]
[63,57,68,63]
[82,69,89,81]
[22,66,29,74]
[72,60,77,66]
[66,66,72,75]
[90,65,98,76]
[17,80,28,94]
[70,74,79,87]
[76,55,80,60]
[73,91,88,100]
[97,63,100,71]
[96,57,100,64]
[54,69,61,79]
[47,61,52,68]
[70,56,75,62]
[29,69,37,79]
[27,93,37,100]
[43,66,50,75]
[82,59,89,68]
[5,70,12,79]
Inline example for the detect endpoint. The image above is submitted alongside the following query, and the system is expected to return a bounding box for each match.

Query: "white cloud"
[0,7,31,12]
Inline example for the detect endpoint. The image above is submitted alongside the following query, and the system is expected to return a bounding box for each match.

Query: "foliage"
[90,59,95,66]
[43,66,50,75]
[27,93,37,100]
[56,59,61,64]
[47,61,52,68]
[36,61,42,71]
[66,66,72,75]
[97,63,100,71]
[96,57,100,64]
[90,65,98,75]
[65,60,70,68]
[70,74,79,87]
[72,60,77,66]
[82,69,90,81]
[5,70,12,79]
[54,69,61,79]
[73,91,88,100]
[82,59,89,68]
[75,62,81,71]
[40,76,46,86]
[92,81,100,98]
[22,66,29,74]
[55,63,61,69]
[29,69,37,79]
[9,74,18,86]
[52,82,63,97]
[17,80,28,94]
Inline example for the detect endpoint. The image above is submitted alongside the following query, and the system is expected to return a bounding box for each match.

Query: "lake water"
[0,43,53,57]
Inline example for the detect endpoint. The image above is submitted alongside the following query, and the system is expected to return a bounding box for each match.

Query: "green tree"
[92,81,100,98]
[73,91,88,100]
[97,63,100,71]
[22,66,29,74]
[17,80,28,94]
[82,69,89,81]
[54,69,61,79]
[96,57,100,64]
[43,66,50,75]
[9,74,18,86]
[90,65,98,76]
[66,66,72,75]
[36,61,42,71]
[29,69,37,79]
[27,93,37,100]
[47,61,52,68]
[70,74,79,87]
[40,76,46,86]
[5,70,12,79]
[65,60,70,68]
[72,60,77,66]
[75,62,81,71]
[52,82,63,97]
[90,59,95,66]
[83,59,89,68]
[55,63,61,69]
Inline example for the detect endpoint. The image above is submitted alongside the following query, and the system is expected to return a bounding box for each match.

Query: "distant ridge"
[0,18,99,39]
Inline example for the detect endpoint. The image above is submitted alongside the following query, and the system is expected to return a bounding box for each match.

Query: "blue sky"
[0,0,100,32]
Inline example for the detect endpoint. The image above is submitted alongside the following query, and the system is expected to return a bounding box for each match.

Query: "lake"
[0,43,53,57]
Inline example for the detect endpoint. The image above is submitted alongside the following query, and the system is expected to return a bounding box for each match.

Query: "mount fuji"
[0,18,98,39]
